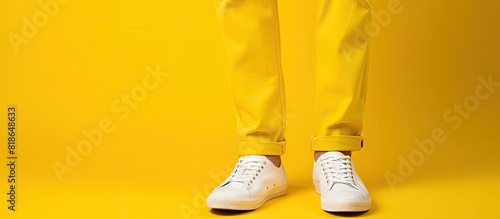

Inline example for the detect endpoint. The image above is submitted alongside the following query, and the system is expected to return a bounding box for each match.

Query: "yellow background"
[1,0,499,218]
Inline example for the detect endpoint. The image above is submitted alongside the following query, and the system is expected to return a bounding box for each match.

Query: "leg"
[312,0,371,153]
[312,0,372,212]
[216,0,286,157]
[207,0,287,210]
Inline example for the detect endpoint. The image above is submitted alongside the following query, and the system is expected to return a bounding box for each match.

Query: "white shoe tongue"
[240,155,268,162]
[323,151,346,158]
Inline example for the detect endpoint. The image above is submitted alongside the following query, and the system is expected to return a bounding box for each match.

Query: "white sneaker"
[206,156,287,210]
[313,151,371,212]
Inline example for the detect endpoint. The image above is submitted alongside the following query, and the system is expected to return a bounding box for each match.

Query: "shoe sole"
[207,184,287,210]
[320,198,371,212]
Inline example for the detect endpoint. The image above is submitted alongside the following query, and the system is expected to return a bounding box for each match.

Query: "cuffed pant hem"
[238,140,286,156]
[310,136,363,152]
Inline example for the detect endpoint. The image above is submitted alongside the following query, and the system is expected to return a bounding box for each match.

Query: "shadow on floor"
[210,209,254,216]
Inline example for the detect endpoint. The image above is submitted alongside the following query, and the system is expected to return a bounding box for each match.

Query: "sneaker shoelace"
[320,155,355,190]
[229,159,266,187]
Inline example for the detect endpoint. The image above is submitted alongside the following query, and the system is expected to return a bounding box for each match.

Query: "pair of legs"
[208,0,372,212]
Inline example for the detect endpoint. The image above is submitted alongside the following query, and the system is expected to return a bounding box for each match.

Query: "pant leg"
[214,0,286,156]
[311,0,372,152]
